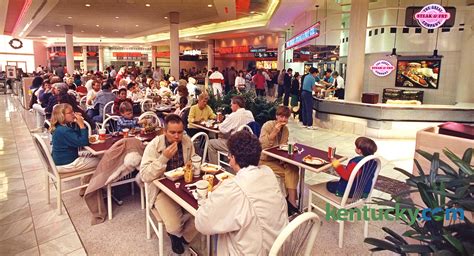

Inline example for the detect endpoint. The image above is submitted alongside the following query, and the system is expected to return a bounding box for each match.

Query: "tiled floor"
[0,94,415,255]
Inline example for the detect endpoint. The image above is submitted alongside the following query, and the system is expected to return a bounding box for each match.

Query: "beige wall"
[33,41,48,69]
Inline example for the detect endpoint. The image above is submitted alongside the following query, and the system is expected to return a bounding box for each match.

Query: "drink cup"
[287,142,294,155]
[98,129,106,141]
[122,128,129,137]
[202,174,215,191]
[191,155,202,177]
[195,180,209,199]
[217,112,223,123]
[328,146,336,159]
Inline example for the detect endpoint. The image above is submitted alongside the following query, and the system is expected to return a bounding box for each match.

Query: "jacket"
[140,134,195,206]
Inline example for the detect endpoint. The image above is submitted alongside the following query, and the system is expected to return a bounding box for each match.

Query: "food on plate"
[200,163,220,173]
[302,155,326,165]
[169,169,184,178]
[89,135,98,143]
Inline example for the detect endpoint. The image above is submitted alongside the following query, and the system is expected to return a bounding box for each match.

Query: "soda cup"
[217,112,223,123]
[287,143,294,155]
[328,146,336,159]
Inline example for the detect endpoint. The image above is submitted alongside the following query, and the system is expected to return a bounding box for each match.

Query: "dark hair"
[179,96,188,108]
[102,81,111,90]
[231,96,245,108]
[119,101,133,113]
[294,72,300,78]
[164,114,184,128]
[287,68,293,72]
[309,67,319,74]
[332,71,339,77]
[325,69,333,74]
[127,82,135,90]
[276,105,291,117]
[177,85,188,97]
[227,130,262,168]
[118,88,127,94]
[355,137,377,156]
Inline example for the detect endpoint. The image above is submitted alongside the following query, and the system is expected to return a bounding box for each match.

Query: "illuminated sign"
[370,60,395,77]
[415,4,451,29]
[218,45,249,54]
[183,49,201,56]
[250,47,267,53]
[285,22,320,49]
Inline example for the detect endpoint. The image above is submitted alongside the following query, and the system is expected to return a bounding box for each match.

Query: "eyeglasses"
[64,111,74,115]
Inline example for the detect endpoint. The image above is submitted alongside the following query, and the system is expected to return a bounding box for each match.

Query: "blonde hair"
[49,103,72,133]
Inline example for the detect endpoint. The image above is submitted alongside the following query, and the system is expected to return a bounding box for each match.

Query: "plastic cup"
[202,174,214,191]
[191,155,202,177]
[328,146,336,159]
[98,129,106,141]
[195,180,209,199]
[122,128,129,137]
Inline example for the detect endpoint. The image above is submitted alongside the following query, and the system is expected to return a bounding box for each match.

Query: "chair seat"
[150,207,163,222]
[58,167,96,179]
[308,182,342,205]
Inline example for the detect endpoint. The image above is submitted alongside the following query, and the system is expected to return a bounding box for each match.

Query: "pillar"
[344,0,369,102]
[98,46,104,72]
[64,25,74,75]
[82,46,88,73]
[207,39,215,71]
[277,32,286,71]
[151,46,157,69]
[455,10,474,105]
[169,12,180,79]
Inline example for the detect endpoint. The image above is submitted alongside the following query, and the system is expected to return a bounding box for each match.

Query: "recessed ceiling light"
[56,24,60,27]
[68,16,72,19]
[115,30,119,32]
[115,16,119,19]
[208,4,212,7]
[135,24,139,27]
[85,4,91,7]
[96,24,100,27]
[41,36,47,38]
[48,30,51,32]
[250,11,255,14]
[164,16,168,19]
[145,3,151,7]
[81,30,84,32]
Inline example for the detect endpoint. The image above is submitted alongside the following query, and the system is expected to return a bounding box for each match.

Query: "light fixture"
[250,11,255,14]
[96,24,100,27]
[81,30,85,32]
[115,30,119,33]
[68,16,72,19]
[48,30,51,32]
[164,16,168,19]
[85,4,91,7]
[135,24,139,27]
[115,16,119,19]
[145,3,151,7]
[388,0,401,57]
[208,4,213,7]
[55,24,60,27]
[41,36,47,38]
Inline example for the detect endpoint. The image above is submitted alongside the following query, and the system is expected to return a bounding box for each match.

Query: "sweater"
[52,125,89,166]
[331,156,377,197]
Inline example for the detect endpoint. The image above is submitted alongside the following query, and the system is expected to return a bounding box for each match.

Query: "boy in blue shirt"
[117,101,147,131]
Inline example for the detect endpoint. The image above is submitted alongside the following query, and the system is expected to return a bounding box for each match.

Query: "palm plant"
[365,148,473,256]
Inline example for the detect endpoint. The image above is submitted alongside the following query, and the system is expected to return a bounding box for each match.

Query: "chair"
[237,124,253,134]
[269,212,322,256]
[79,95,87,110]
[101,115,120,133]
[83,120,93,137]
[141,98,153,112]
[191,132,209,163]
[307,155,381,248]
[139,111,163,128]
[103,101,115,122]
[178,106,190,117]
[32,134,96,215]
[107,171,144,220]
[145,182,164,256]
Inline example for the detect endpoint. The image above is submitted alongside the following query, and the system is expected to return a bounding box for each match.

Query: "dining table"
[188,121,222,136]
[84,130,161,156]
[261,143,347,211]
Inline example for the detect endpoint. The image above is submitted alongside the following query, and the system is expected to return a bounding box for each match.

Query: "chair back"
[139,111,163,128]
[83,120,93,137]
[269,212,322,256]
[102,101,115,122]
[247,121,261,137]
[191,132,209,163]
[79,96,87,110]
[237,124,253,134]
[340,155,382,207]
[141,98,153,112]
[178,106,191,117]
[101,115,120,133]
[32,134,59,178]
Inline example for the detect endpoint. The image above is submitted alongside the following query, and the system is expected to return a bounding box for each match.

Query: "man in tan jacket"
[140,114,197,254]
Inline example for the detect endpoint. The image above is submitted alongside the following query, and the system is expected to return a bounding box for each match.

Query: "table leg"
[298,167,306,212]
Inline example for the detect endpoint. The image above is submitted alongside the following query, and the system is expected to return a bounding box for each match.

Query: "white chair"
[83,120,93,137]
[100,115,120,132]
[145,182,164,256]
[79,96,87,110]
[191,132,209,163]
[307,155,382,248]
[102,101,115,122]
[138,111,163,128]
[141,98,153,112]
[107,171,144,220]
[269,212,322,256]
[178,106,191,117]
[217,151,230,168]
[32,134,96,215]
[237,124,253,134]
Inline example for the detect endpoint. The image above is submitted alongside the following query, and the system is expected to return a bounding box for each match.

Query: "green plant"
[365,148,473,256]
[206,88,280,126]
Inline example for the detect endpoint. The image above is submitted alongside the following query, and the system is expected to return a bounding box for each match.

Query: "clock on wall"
[9,38,23,49]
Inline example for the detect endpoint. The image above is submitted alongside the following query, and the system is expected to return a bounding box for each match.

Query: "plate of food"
[200,163,222,174]
[216,172,235,181]
[302,155,327,165]
[164,167,185,181]
[88,135,100,144]
[278,144,298,152]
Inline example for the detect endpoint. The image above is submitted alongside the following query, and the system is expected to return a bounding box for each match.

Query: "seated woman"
[259,106,299,215]
[50,103,100,194]
[327,137,378,198]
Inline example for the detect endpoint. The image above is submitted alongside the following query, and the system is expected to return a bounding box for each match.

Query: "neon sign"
[285,22,320,49]
[370,60,394,77]
[415,4,451,29]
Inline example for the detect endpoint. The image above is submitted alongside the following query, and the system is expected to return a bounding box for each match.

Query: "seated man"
[140,114,197,254]
[208,96,254,164]
[88,81,116,125]
[259,106,300,214]
[195,130,288,254]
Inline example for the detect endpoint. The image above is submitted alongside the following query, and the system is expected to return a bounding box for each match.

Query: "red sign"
[113,52,144,57]
[218,45,250,54]
[156,51,170,58]
[49,52,82,58]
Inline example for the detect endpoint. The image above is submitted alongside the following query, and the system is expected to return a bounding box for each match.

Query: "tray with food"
[302,155,328,166]
[200,163,223,174]
[88,135,100,144]
[277,144,298,152]
[164,167,185,181]
[216,172,235,181]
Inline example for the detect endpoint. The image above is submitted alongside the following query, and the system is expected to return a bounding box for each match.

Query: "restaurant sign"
[415,4,451,29]
[218,45,249,54]
[285,22,320,49]
[370,60,394,77]
[183,49,201,56]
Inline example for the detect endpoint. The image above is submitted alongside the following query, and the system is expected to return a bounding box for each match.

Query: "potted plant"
[365,148,473,256]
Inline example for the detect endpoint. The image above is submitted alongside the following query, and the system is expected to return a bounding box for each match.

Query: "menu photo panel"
[395,56,441,89]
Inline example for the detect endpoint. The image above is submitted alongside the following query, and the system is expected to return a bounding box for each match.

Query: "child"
[327,137,378,198]
[117,101,146,131]
[174,96,188,116]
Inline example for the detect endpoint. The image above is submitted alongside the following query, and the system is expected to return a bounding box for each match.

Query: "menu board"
[395,57,441,89]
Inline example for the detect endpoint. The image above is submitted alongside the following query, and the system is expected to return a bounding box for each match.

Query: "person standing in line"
[277,69,286,100]
[252,70,266,97]
[227,67,237,93]
[283,68,293,106]
[300,67,319,129]
[290,72,301,108]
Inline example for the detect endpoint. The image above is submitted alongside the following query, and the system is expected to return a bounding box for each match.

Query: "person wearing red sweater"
[327,137,378,198]
[252,69,266,97]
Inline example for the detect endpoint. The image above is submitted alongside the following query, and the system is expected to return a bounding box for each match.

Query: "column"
[169,12,180,79]
[64,25,74,75]
[277,32,286,71]
[207,39,215,70]
[151,46,157,69]
[455,10,474,105]
[98,46,104,72]
[344,0,369,102]
[82,46,88,73]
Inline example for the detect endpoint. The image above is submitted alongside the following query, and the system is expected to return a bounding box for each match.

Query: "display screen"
[395,56,441,89]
